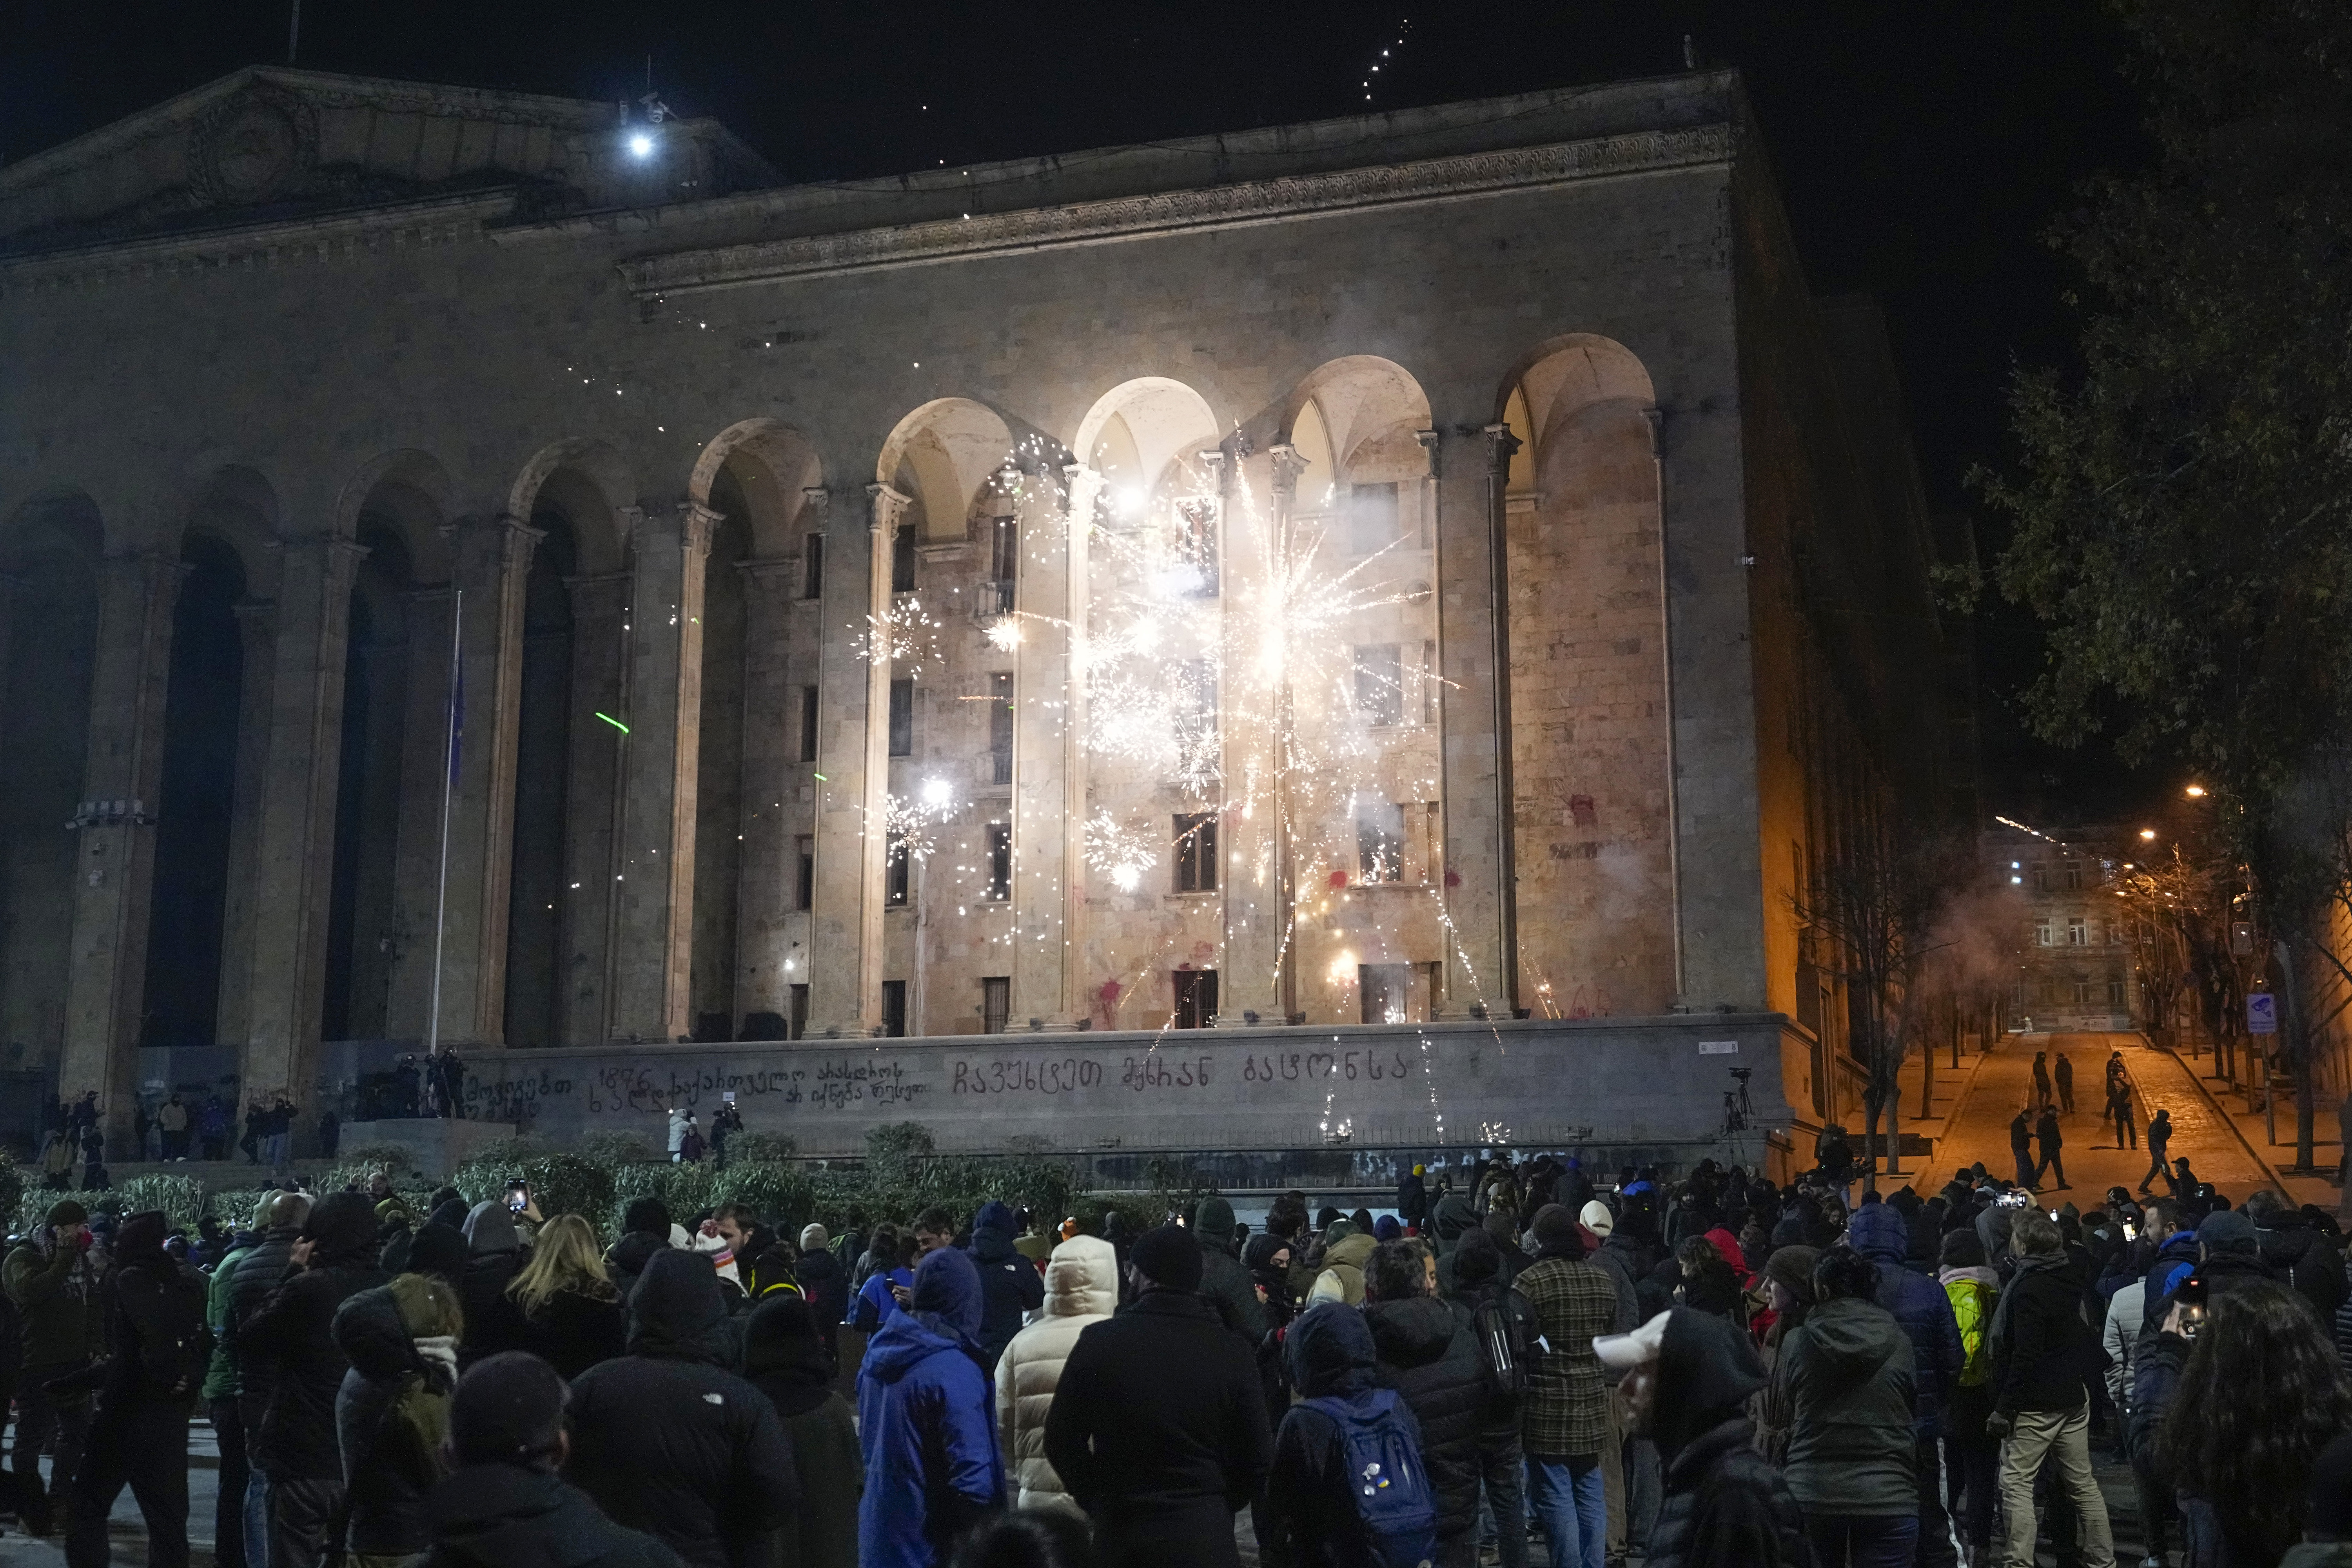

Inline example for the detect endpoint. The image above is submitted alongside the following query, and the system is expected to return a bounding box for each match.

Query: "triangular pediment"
[0,67,777,255]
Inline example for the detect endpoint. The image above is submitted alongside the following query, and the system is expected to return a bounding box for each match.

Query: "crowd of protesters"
[6,1131,2352,1568]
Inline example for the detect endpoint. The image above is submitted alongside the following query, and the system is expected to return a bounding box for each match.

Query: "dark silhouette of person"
[2010,1109,2036,1189]
[2034,1107,2068,1191]
[2053,1053,2074,1114]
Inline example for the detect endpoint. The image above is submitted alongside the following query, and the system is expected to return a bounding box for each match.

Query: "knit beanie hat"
[1579,1200,1616,1238]
[1130,1224,1204,1292]
[448,1352,567,1466]
[1762,1245,1820,1301]
[45,1199,88,1227]
[1528,1204,1584,1260]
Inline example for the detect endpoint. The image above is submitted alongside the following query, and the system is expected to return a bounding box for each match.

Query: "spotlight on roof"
[628,132,655,159]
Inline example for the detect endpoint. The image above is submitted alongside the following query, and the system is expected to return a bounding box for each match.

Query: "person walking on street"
[2053,1054,2074,1115]
[62,1210,207,1568]
[1596,1307,1809,1568]
[1773,1247,1918,1567]
[2109,1078,2138,1149]
[5,1198,103,1535]
[1515,1204,1620,1568]
[859,1245,1003,1567]
[421,1352,682,1568]
[2140,1110,2172,1193]
[1044,1224,1272,1567]
[2010,1109,2037,1191]
[565,1249,797,1568]
[740,1294,862,1568]
[2034,1107,2069,1191]
[330,1274,463,1568]
[2032,1051,2053,1111]
[1986,1208,2114,1568]
[1845,1204,1964,1568]
[995,1235,1117,1516]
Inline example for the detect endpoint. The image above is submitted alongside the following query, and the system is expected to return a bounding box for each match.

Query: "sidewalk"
[2146,1035,2343,1211]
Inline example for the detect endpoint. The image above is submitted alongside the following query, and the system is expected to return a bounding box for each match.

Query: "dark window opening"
[1175,812,1218,892]
[1172,968,1218,1029]
[788,984,809,1040]
[990,515,1020,586]
[988,672,1014,785]
[985,822,1012,900]
[1421,639,1438,725]
[802,533,825,600]
[882,979,907,1038]
[799,685,820,763]
[891,524,916,593]
[885,832,910,906]
[888,678,915,757]
[1356,801,1405,883]
[1359,964,1412,1024]
[1355,644,1403,726]
[795,836,815,910]
[981,976,1011,1034]
[1174,658,1217,767]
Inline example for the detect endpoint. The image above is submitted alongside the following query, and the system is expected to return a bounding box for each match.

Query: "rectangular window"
[981,976,1011,1035]
[1174,812,1218,892]
[802,533,825,600]
[1348,482,1401,555]
[2031,864,2049,893]
[2067,917,2086,946]
[1356,801,1406,883]
[2108,977,2127,1006]
[888,678,915,757]
[2034,919,2052,947]
[1174,499,1219,596]
[798,685,820,763]
[1421,639,1438,725]
[891,524,916,593]
[1172,968,1218,1029]
[2064,862,2083,891]
[2073,979,2093,1004]
[1359,963,1412,1025]
[989,515,1019,608]
[1355,644,1404,726]
[881,979,907,1039]
[787,984,809,1041]
[795,836,815,911]
[985,822,1012,901]
[1174,658,1218,765]
[988,672,1014,784]
[884,832,910,907]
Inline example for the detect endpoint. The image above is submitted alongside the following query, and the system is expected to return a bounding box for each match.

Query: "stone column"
[1058,466,1100,1026]
[1430,424,1519,1019]
[1210,447,1281,1027]
[59,550,186,1150]
[1009,477,1073,1030]
[556,571,630,1044]
[213,600,278,1049]
[806,486,889,1037]
[449,517,541,1047]
[0,573,18,720]
[733,552,803,1028]
[607,503,713,1042]
[237,535,367,1109]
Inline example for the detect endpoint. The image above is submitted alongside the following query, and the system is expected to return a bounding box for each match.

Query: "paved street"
[1933,1030,2279,1202]
[0,1416,221,1568]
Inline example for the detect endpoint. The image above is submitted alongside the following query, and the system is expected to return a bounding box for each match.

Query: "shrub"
[574,1130,657,1166]
[711,1162,817,1237]
[453,1151,617,1233]
[335,1142,423,1180]
[110,1173,207,1233]
[726,1131,798,1164]
[208,1187,280,1230]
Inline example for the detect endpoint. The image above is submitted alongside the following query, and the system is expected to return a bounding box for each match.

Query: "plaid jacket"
[1516,1255,1618,1459]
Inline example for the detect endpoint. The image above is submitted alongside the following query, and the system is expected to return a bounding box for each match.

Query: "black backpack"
[1470,1285,1537,1407]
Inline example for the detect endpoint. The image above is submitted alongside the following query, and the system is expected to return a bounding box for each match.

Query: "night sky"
[1,0,2152,825]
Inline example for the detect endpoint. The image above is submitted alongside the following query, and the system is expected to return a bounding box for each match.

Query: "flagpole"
[426,588,463,1071]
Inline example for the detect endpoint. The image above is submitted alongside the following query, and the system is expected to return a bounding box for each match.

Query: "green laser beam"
[595,711,629,734]
[812,772,828,781]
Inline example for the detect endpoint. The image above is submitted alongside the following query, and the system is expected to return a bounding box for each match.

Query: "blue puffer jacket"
[1846,1204,1965,1438]
[856,1247,1005,1568]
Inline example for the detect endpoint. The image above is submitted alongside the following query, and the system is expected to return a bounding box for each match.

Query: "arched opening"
[1270,357,1439,1026]
[1499,334,1670,1018]
[145,527,252,1048]
[686,421,821,1042]
[504,502,582,1049]
[0,493,103,1077]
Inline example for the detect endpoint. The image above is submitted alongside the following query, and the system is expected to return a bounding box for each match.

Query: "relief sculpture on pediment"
[189,88,318,208]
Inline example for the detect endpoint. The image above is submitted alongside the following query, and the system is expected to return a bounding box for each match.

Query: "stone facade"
[0,65,1968,1160]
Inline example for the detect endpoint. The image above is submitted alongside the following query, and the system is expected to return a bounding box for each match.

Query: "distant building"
[1982,821,2137,1034]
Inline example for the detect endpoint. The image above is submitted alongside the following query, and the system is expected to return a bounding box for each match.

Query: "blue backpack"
[1305,1388,1437,1568]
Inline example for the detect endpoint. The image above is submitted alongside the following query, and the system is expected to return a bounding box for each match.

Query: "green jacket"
[201,1242,255,1402]
[3,1235,103,1369]
[1774,1295,1918,1515]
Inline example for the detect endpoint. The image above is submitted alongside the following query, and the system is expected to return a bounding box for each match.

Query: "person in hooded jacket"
[1938,1229,2004,1566]
[332,1274,463,1568]
[603,1200,673,1303]
[1773,1245,1918,1566]
[740,1294,860,1568]
[1307,1227,1376,1307]
[62,1210,208,1568]
[422,1352,681,1568]
[7,1196,105,1538]
[1846,1199,1965,1568]
[993,1234,1118,1515]
[1445,1227,1531,1568]
[1363,1240,1486,1567]
[1044,1224,1272,1568]
[222,1189,314,1568]
[966,1201,1046,1372]
[1597,1307,1808,1568]
[1190,1196,1268,1349]
[241,1190,393,1568]
[1399,1165,1430,1232]
[1988,1207,2114,1568]
[456,1203,531,1369]
[857,1245,1004,1568]
[2243,1189,2347,1325]
[1259,1302,1429,1568]
[564,1249,795,1568]
[790,1225,846,1370]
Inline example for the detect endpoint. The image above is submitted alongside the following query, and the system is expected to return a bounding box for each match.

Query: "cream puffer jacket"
[993,1234,1118,1514]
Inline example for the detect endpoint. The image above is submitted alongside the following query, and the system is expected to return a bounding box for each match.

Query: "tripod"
[1720,1068,1755,1136]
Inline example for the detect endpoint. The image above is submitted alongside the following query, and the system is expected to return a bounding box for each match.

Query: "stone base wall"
[432,1012,1797,1161]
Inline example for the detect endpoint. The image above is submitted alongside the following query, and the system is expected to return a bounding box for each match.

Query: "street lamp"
[2185,785,2207,798]
[2140,828,2157,841]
